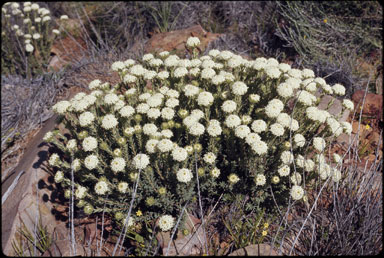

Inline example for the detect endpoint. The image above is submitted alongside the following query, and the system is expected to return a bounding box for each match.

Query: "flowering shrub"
[45,37,354,233]
[1,2,63,77]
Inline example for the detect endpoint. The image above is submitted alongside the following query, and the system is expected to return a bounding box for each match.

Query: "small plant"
[1,2,64,78]
[45,36,355,251]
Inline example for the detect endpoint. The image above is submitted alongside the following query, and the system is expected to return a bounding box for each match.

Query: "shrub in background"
[1,2,64,78]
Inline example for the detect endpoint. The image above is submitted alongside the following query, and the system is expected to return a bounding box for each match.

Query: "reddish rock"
[351,90,383,120]
[144,25,222,55]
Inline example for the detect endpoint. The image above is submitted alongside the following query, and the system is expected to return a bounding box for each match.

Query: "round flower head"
[101,114,118,129]
[255,174,266,186]
[53,100,71,115]
[281,151,294,164]
[341,121,352,135]
[165,98,179,108]
[249,94,260,103]
[212,74,226,85]
[313,137,326,152]
[270,123,285,137]
[210,167,220,178]
[265,66,282,79]
[296,90,316,106]
[172,147,188,162]
[25,44,34,52]
[84,154,99,170]
[245,133,261,145]
[174,67,188,78]
[201,68,216,79]
[189,122,205,136]
[302,68,315,78]
[133,154,150,170]
[228,173,240,184]
[265,99,284,118]
[147,108,161,119]
[278,165,290,177]
[54,171,64,183]
[250,140,268,155]
[82,136,98,152]
[111,157,126,173]
[75,185,87,199]
[235,125,251,139]
[277,82,294,98]
[251,120,267,133]
[158,215,175,232]
[225,114,241,128]
[219,50,233,60]
[207,119,222,137]
[231,81,248,96]
[221,100,237,113]
[203,152,216,164]
[342,99,354,111]
[52,29,60,35]
[197,91,214,106]
[95,181,109,195]
[184,84,200,97]
[157,139,173,152]
[129,64,145,76]
[88,79,101,90]
[294,134,306,147]
[186,36,200,47]
[177,168,193,183]
[117,182,128,193]
[143,70,157,80]
[119,105,135,118]
[279,63,291,73]
[291,185,304,200]
[332,83,346,96]
[111,61,125,71]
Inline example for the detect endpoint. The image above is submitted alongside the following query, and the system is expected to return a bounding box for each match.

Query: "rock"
[228,244,280,256]
[156,213,207,256]
[144,25,222,55]
[351,90,383,120]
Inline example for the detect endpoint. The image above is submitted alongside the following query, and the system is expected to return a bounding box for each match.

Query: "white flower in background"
[303,80,317,93]
[111,61,125,71]
[178,59,191,67]
[82,137,98,152]
[249,94,260,103]
[220,71,235,82]
[183,115,199,128]
[25,43,34,52]
[161,129,173,138]
[133,154,150,170]
[158,50,169,58]
[42,16,51,22]
[197,91,214,106]
[23,6,32,12]
[291,185,304,200]
[60,14,69,20]
[235,125,251,139]
[326,117,343,137]
[231,81,248,96]
[165,89,179,98]
[186,36,200,47]
[139,93,151,102]
[225,114,241,128]
[296,90,316,106]
[161,107,175,120]
[241,115,252,125]
[89,79,101,89]
[207,119,222,136]
[191,109,204,119]
[221,100,237,113]
[35,17,42,23]
[143,123,158,136]
[177,168,193,183]
[84,154,99,170]
[295,154,305,168]
[251,120,267,133]
[124,74,137,83]
[250,140,268,155]
[318,163,332,180]
[111,157,126,172]
[164,55,179,67]
[117,182,128,193]
[143,70,157,80]
[332,83,345,96]
[228,173,240,184]
[123,59,135,67]
[331,168,342,182]
[211,74,226,85]
[75,185,87,199]
[304,159,315,172]
[313,137,326,152]
[95,181,109,195]
[158,215,175,232]
[190,58,202,67]
[278,165,290,177]
[24,34,32,39]
[101,114,118,129]
[342,99,354,110]
[281,151,294,164]
[294,134,306,147]
[210,167,221,178]
[322,84,333,94]
[270,123,285,136]
[201,59,215,69]
[333,153,342,163]
[189,67,200,76]
[228,56,243,68]
[188,122,205,136]
[203,152,216,164]
[255,174,266,186]
[219,50,233,60]
[49,153,60,167]
[142,53,154,62]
